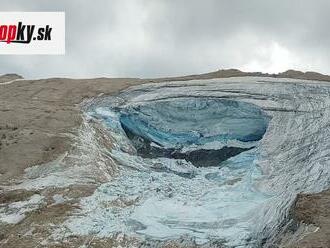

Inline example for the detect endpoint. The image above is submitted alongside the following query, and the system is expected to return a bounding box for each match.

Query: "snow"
[0,194,44,224]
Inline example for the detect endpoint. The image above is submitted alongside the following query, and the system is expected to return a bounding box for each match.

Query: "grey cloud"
[0,0,330,78]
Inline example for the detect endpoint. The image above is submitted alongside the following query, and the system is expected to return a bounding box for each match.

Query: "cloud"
[0,0,330,78]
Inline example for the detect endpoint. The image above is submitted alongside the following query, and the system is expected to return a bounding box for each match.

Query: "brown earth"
[280,190,330,248]
[0,69,330,247]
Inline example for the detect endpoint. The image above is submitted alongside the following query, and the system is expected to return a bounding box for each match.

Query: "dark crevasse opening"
[122,125,252,167]
[119,98,270,167]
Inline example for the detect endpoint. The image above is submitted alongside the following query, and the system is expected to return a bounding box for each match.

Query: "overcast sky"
[1,0,330,79]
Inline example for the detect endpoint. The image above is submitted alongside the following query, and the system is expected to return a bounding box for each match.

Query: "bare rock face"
[281,190,330,248]
[278,70,330,82]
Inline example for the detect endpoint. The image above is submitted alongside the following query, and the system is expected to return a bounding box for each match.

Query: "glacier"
[61,76,330,247]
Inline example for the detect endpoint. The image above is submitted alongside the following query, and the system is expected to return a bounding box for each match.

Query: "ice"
[61,76,330,247]
[119,98,270,148]
[52,194,66,205]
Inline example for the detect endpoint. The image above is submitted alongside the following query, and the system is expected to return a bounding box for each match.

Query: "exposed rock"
[281,189,330,248]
